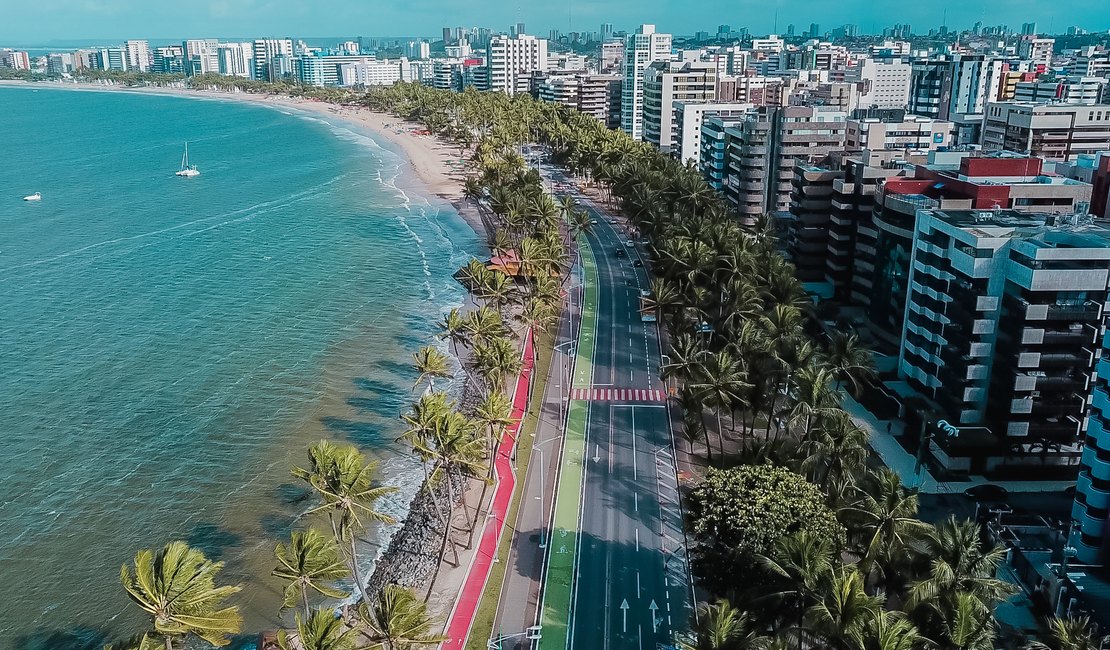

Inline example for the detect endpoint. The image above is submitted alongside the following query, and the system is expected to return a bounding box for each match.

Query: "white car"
[624,240,635,248]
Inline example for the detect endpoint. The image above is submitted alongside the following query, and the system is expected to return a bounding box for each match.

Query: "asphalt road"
[567,192,693,650]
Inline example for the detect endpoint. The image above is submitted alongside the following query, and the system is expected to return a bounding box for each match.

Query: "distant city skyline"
[2,0,1109,44]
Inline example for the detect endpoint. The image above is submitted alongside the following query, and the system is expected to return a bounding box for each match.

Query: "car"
[590,219,598,225]
[640,289,652,298]
[624,240,635,248]
[633,259,643,267]
[626,279,634,286]
[615,248,625,257]
[964,484,1009,501]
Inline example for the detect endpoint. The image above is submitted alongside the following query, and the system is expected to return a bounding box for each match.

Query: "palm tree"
[755,532,837,632]
[291,441,398,603]
[840,469,930,585]
[682,599,770,650]
[119,541,242,650]
[803,568,883,650]
[689,349,753,458]
[412,345,451,392]
[850,610,923,650]
[1025,617,1109,650]
[925,591,996,650]
[357,584,446,650]
[436,308,469,358]
[272,529,349,617]
[278,609,358,650]
[473,336,523,392]
[823,331,877,397]
[802,411,869,489]
[907,517,1015,619]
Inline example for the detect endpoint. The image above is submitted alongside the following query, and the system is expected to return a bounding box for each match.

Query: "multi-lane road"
[488,164,693,650]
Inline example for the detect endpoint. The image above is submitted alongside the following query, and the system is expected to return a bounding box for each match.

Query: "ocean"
[0,86,478,648]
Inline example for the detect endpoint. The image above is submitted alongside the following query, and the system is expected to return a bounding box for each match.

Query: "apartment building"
[1017,36,1055,68]
[0,49,30,70]
[217,43,254,78]
[124,40,151,72]
[183,39,220,75]
[253,39,294,82]
[299,54,375,86]
[153,46,185,75]
[1075,321,1110,563]
[674,102,752,165]
[535,73,623,128]
[900,209,1110,475]
[642,61,717,154]
[699,116,744,191]
[982,102,1110,162]
[718,105,848,224]
[1054,152,1110,219]
[845,115,954,151]
[486,34,548,95]
[909,55,1003,120]
[599,40,624,74]
[863,154,1093,348]
[1014,77,1108,105]
[621,24,673,139]
[848,58,912,109]
[1067,46,1110,78]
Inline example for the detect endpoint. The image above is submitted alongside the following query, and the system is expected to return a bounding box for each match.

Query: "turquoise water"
[0,86,478,647]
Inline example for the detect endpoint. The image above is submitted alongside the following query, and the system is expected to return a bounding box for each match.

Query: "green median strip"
[538,241,598,650]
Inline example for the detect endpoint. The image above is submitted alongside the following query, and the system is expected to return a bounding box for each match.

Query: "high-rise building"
[809,23,821,38]
[1014,77,1107,105]
[862,154,1094,347]
[183,39,219,75]
[641,60,718,153]
[1018,36,1055,68]
[899,209,1109,476]
[0,49,31,70]
[99,48,128,71]
[675,102,753,165]
[253,39,294,82]
[217,43,254,78]
[124,40,151,72]
[847,58,912,109]
[404,40,430,60]
[1021,22,1037,36]
[982,102,1110,162]
[601,23,614,41]
[909,55,1003,120]
[535,73,623,129]
[599,41,624,74]
[485,34,549,95]
[152,46,185,74]
[621,24,673,139]
[47,52,76,75]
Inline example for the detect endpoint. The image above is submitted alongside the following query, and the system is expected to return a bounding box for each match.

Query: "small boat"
[175,142,200,177]
[23,192,41,201]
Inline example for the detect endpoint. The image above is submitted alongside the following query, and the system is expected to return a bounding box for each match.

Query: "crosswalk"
[569,388,667,402]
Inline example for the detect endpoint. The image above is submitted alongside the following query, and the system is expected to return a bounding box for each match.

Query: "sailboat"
[23,192,41,201]
[175,142,200,177]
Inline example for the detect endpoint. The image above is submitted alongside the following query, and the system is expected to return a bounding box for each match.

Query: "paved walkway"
[441,329,536,648]
[840,394,1076,494]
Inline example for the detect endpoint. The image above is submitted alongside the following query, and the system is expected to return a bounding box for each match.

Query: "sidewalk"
[840,394,1076,494]
[441,330,536,648]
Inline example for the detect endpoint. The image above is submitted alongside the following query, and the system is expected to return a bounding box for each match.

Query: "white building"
[404,40,430,60]
[621,24,673,139]
[217,43,254,78]
[183,39,220,75]
[0,49,31,70]
[341,60,402,86]
[642,60,718,153]
[1018,36,1055,67]
[1014,76,1107,105]
[675,101,753,164]
[848,58,911,109]
[300,55,376,87]
[253,39,294,82]
[750,35,785,52]
[485,34,548,95]
[124,40,151,72]
[599,40,624,74]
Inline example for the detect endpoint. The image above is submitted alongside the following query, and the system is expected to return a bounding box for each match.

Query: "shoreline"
[0,78,495,636]
[0,79,490,241]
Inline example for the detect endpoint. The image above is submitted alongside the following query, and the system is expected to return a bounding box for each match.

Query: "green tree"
[119,541,242,650]
[272,529,349,617]
[278,609,358,650]
[292,441,398,604]
[688,466,845,594]
[412,345,451,392]
[682,599,770,650]
[357,584,446,650]
[1025,617,1109,650]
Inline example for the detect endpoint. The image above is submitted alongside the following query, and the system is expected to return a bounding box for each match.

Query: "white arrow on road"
[648,600,659,633]
[620,599,630,633]
[593,444,601,463]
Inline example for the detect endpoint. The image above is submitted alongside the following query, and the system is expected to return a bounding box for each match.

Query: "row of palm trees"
[357,82,1106,650]
[109,439,442,650]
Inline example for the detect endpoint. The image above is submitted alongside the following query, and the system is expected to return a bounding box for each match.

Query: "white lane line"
[634,491,639,512]
[637,571,641,599]
[632,406,638,479]
[635,527,640,552]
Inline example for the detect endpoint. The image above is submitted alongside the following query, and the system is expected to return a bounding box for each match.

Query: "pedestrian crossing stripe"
[569,388,666,402]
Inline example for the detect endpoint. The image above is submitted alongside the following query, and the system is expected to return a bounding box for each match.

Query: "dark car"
[615,248,626,257]
[964,484,1008,501]
[633,259,643,267]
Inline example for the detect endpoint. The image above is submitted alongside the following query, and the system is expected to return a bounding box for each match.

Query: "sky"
[1,0,1107,45]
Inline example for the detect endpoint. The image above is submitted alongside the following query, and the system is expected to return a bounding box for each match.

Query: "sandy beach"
[0,80,489,239]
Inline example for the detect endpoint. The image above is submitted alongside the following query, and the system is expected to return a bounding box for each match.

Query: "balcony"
[1078,470,1110,510]
[1082,446,1110,482]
